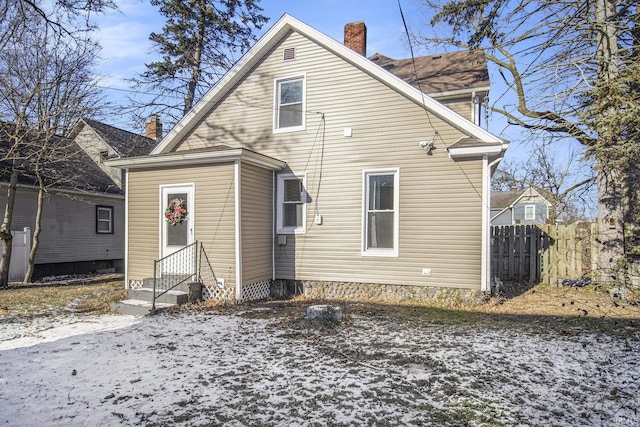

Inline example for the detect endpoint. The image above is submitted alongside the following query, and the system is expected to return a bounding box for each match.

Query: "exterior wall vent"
[283,47,295,61]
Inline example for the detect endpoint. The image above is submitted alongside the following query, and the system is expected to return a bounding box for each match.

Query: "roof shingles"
[369,50,489,95]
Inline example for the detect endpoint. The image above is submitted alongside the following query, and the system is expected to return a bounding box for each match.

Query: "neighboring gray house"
[69,117,160,188]
[0,119,156,280]
[491,187,551,225]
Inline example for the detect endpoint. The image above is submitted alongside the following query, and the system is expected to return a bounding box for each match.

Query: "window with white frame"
[277,173,306,234]
[362,169,399,257]
[274,76,305,132]
[524,204,535,220]
[96,205,114,234]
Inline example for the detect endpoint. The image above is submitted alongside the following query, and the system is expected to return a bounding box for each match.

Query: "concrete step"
[110,299,174,316]
[142,278,202,298]
[128,288,189,305]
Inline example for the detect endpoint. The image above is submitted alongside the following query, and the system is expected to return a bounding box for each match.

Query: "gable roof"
[70,118,157,158]
[491,190,522,210]
[491,187,551,217]
[151,14,506,155]
[0,125,121,195]
[368,50,490,96]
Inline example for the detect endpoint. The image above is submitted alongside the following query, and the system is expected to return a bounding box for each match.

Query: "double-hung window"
[96,205,114,234]
[277,173,306,234]
[362,169,399,257]
[274,75,305,132]
[524,205,535,220]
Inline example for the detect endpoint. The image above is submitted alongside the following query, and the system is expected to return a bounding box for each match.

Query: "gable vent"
[283,47,296,61]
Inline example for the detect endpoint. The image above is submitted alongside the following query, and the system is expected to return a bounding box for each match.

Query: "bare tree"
[492,144,596,223]
[0,7,104,285]
[418,0,638,283]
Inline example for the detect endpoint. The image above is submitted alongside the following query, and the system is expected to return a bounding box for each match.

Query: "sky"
[92,0,435,132]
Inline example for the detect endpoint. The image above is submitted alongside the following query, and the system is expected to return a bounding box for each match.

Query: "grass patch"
[0,281,127,316]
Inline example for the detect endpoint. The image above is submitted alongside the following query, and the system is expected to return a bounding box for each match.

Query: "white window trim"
[96,205,113,234]
[276,172,307,235]
[524,204,535,220]
[273,74,306,134]
[361,168,399,257]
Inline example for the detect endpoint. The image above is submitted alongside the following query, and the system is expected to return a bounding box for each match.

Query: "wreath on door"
[165,198,187,225]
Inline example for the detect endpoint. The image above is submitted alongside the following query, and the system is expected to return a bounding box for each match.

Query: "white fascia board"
[430,86,490,100]
[448,143,507,159]
[106,149,286,171]
[152,14,504,155]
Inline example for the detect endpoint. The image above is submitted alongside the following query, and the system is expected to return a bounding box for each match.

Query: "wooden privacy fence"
[491,223,598,285]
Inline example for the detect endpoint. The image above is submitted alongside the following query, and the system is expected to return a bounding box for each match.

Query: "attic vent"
[283,47,296,61]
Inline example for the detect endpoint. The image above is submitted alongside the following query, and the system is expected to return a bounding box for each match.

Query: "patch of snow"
[0,310,638,426]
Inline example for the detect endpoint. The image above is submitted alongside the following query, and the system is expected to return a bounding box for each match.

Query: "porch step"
[128,288,189,305]
[110,281,203,316]
[110,299,174,316]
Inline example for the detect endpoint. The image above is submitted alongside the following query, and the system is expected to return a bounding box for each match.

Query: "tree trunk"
[23,185,44,283]
[0,169,19,287]
[594,0,625,284]
[183,4,206,115]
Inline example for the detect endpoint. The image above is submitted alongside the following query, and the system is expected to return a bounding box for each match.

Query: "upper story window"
[277,173,306,234]
[362,169,399,257]
[524,204,535,220]
[96,205,114,234]
[274,75,305,133]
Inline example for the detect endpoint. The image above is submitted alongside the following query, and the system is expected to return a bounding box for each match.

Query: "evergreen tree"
[134,0,268,125]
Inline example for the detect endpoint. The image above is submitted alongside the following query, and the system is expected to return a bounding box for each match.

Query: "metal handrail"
[152,241,198,311]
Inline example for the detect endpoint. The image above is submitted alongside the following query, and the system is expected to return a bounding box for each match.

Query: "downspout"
[482,155,503,292]
[272,170,276,282]
[124,169,129,289]
[234,161,242,303]
[471,91,477,125]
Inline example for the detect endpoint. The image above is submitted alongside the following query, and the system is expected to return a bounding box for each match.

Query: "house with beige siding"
[109,15,508,303]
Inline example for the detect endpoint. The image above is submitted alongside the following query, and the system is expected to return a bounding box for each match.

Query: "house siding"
[171,31,485,289]
[126,164,237,287]
[513,201,548,224]
[0,184,124,264]
[437,97,475,122]
[491,210,513,226]
[73,126,122,187]
[240,163,273,285]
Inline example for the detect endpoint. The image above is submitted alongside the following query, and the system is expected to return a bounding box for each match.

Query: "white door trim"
[159,183,195,260]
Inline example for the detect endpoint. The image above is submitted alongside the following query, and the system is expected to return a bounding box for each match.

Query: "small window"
[362,169,399,257]
[96,205,114,234]
[524,205,535,220]
[274,75,305,132]
[277,173,306,234]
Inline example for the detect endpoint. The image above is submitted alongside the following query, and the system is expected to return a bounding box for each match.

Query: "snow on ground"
[0,307,639,426]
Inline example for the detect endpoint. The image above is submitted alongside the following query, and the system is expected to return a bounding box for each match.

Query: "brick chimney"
[344,22,367,56]
[145,115,162,141]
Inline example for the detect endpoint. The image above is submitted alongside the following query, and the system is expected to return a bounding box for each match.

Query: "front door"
[160,184,195,263]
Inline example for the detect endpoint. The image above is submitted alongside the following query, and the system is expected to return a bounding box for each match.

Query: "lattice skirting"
[240,280,271,303]
[129,280,143,290]
[202,282,234,303]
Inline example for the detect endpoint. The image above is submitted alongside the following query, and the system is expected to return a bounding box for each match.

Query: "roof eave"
[448,141,509,159]
[106,148,287,171]
[430,86,490,99]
